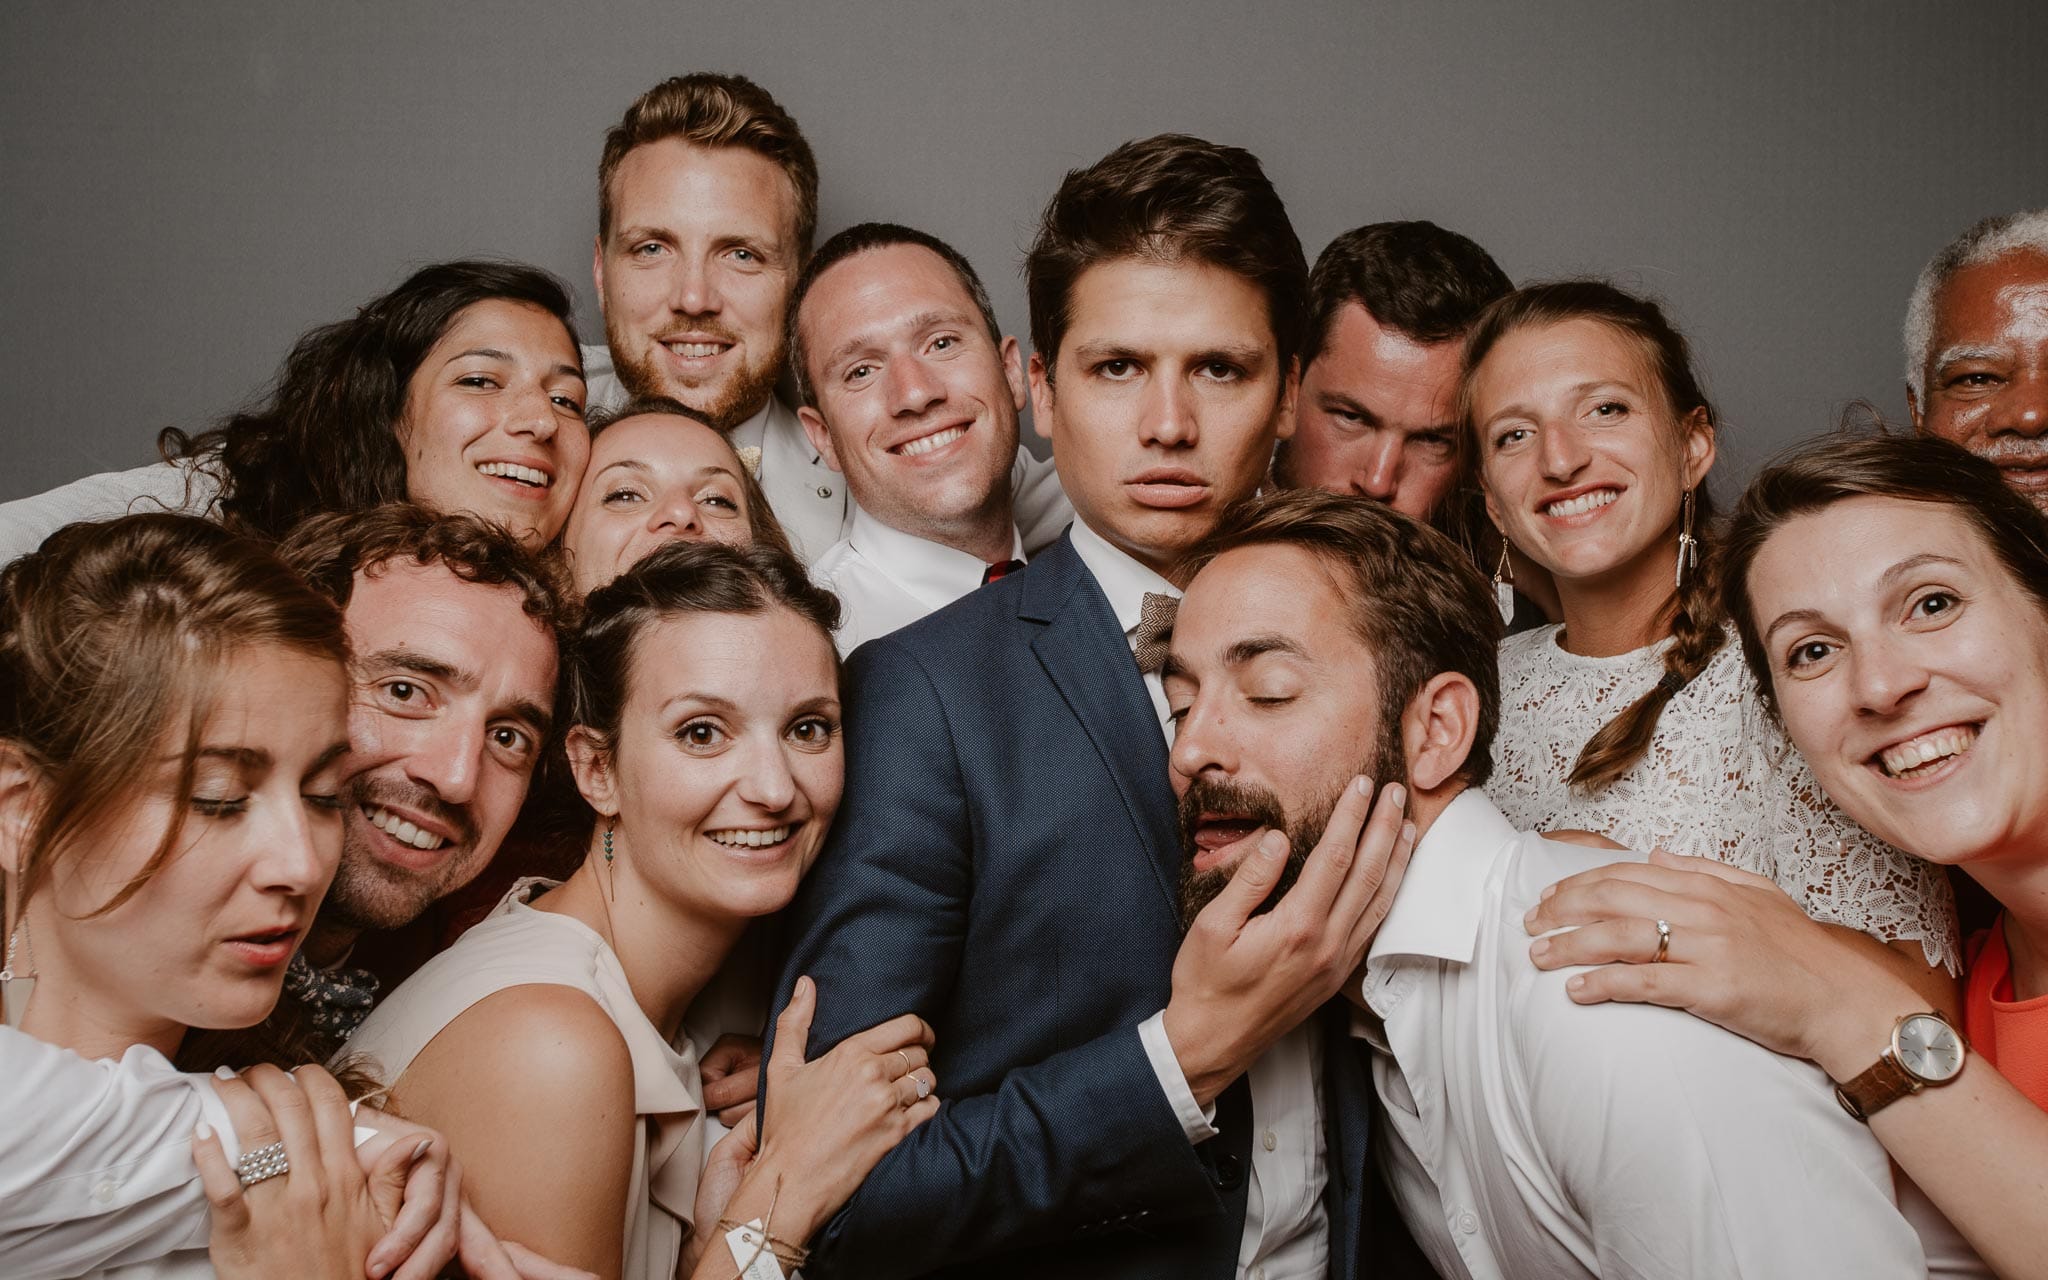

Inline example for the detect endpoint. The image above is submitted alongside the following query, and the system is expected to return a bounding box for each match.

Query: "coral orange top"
[1964,921,2048,1112]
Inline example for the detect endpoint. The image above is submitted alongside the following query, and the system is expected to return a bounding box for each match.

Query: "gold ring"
[896,1049,913,1079]
[1652,919,1671,964]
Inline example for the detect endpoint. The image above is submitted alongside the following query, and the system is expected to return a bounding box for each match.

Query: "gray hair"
[1903,208,2048,399]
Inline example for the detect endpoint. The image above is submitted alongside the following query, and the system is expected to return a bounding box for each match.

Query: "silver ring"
[1652,919,1671,964]
[235,1140,290,1188]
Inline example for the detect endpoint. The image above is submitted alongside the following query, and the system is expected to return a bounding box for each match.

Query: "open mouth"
[662,337,734,365]
[893,424,967,457]
[1542,487,1620,519]
[1873,724,1978,780]
[475,461,552,489]
[705,823,798,852]
[1191,814,1266,873]
[362,803,449,852]
[224,926,301,966]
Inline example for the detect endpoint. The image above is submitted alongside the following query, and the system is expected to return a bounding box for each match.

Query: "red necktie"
[982,559,1025,585]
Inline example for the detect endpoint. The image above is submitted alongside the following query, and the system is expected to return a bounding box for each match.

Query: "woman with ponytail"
[1459,281,1958,994]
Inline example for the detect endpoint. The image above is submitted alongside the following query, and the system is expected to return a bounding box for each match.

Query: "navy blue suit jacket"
[765,534,1386,1279]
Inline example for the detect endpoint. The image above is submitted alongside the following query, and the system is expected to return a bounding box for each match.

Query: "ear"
[0,743,48,881]
[1028,351,1056,442]
[563,727,620,819]
[796,405,843,473]
[1680,405,1717,489]
[1000,336,1027,413]
[1272,356,1301,442]
[1402,671,1480,795]
[1906,383,1926,433]
[591,236,607,316]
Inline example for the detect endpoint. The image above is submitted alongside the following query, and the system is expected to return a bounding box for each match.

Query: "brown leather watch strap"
[1834,1050,1917,1121]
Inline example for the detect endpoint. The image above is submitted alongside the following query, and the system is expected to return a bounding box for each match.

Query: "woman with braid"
[1459,281,1959,1003]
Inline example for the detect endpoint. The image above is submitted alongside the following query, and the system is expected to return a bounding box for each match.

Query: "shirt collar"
[846,503,1024,609]
[1367,788,1521,966]
[1067,518,1179,636]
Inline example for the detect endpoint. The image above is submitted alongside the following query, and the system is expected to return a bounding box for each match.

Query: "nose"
[404,718,483,807]
[888,354,945,420]
[1847,630,1933,719]
[734,732,799,814]
[1141,376,1199,449]
[1989,369,2048,438]
[1537,419,1590,481]
[649,486,704,539]
[667,252,722,318]
[1168,692,1237,785]
[1354,433,1401,501]
[505,383,559,443]
[255,793,336,897]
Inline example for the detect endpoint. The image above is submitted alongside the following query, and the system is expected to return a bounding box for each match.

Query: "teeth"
[704,825,793,849]
[476,461,550,487]
[897,427,964,457]
[365,805,448,851]
[1878,726,1977,778]
[666,341,726,359]
[1544,488,1620,518]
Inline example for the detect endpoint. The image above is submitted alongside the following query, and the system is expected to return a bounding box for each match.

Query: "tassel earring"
[1676,487,1700,588]
[1492,539,1517,627]
[0,917,32,983]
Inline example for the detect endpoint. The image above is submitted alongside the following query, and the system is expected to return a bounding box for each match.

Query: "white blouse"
[1489,624,1959,972]
[0,1026,237,1279]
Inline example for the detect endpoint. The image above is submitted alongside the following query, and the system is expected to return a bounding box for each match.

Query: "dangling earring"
[0,917,32,983]
[1675,487,1700,589]
[601,819,617,901]
[1492,538,1517,627]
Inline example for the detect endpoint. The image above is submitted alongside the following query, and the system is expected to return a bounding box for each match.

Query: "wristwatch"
[1833,1011,1966,1121]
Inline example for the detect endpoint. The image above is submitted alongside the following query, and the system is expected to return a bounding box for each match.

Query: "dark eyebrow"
[819,309,976,377]
[1320,391,1380,426]
[1760,552,1970,646]
[197,746,272,768]
[1224,634,1309,666]
[362,648,472,688]
[309,740,351,773]
[1194,343,1270,369]
[509,698,553,739]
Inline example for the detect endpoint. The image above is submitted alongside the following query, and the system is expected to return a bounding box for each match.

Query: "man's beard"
[322,778,482,935]
[1175,731,1405,930]
[606,314,785,433]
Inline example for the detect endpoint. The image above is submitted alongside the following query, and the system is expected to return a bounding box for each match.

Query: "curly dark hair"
[161,260,578,542]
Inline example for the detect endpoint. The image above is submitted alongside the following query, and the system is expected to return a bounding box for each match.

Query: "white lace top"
[1489,623,1958,973]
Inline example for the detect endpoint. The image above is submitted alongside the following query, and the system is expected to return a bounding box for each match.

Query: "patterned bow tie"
[1132,591,1179,674]
[282,954,381,1039]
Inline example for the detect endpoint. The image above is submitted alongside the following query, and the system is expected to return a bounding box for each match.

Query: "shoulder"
[398,982,635,1126]
[1501,832,1647,917]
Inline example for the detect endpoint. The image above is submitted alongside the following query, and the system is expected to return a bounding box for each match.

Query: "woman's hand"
[699,1033,764,1128]
[728,976,939,1248]
[195,1065,406,1280]
[1522,849,1921,1069]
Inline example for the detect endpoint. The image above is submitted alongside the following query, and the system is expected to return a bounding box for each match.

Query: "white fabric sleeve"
[1011,445,1075,556]
[0,460,218,567]
[1136,1009,1219,1145]
[0,1027,218,1279]
[1517,970,1928,1280]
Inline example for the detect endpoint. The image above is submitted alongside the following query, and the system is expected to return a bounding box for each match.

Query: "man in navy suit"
[767,134,1414,1279]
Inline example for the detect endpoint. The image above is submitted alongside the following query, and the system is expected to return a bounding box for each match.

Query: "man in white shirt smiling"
[794,223,1031,654]
[1163,487,1934,1280]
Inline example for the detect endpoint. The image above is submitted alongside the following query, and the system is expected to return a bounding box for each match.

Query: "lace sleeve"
[1744,685,1960,973]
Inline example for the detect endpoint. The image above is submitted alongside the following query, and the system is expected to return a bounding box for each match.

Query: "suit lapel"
[1022,538,1182,914]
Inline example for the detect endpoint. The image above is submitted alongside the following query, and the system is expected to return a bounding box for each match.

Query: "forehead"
[1061,256,1275,356]
[1174,542,1362,663]
[591,413,739,477]
[1307,302,1462,396]
[426,298,576,365]
[623,605,837,710]
[607,138,797,242]
[346,559,557,690]
[802,243,981,338]
[1932,249,2048,343]
[1750,496,2002,612]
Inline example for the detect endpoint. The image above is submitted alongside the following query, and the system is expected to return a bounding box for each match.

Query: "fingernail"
[195,1121,213,1141]
[1531,937,1551,959]
[1262,830,1288,859]
[213,1066,236,1080]
[1523,904,1539,925]
[410,1138,433,1165]
[1354,776,1371,795]
[1401,821,1416,845]
[1539,882,1557,901]
[1386,782,1406,806]
[1567,975,1586,992]
[798,975,813,997]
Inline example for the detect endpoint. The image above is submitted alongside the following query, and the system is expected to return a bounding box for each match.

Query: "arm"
[1518,967,1927,1279]
[1529,853,2048,1280]
[383,987,637,1279]
[762,637,1223,1278]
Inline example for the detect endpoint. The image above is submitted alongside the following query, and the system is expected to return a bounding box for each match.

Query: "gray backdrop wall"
[2,0,2041,502]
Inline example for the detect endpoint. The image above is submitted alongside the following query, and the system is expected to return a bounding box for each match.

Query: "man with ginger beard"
[585,73,1070,562]
[1166,487,1937,1279]
[1905,209,2048,512]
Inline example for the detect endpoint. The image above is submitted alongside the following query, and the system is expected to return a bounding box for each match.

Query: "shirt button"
[816,485,834,499]
[92,1178,118,1204]
[1457,1210,1479,1235]
[1261,1129,1277,1152]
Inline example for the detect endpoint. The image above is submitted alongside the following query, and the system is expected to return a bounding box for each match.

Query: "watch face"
[1895,1014,1965,1083]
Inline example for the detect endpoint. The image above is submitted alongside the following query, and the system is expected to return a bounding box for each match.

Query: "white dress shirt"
[0,460,217,567]
[1069,520,1330,1280]
[811,503,1025,656]
[1362,789,1933,1279]
[0,1027,241,1279]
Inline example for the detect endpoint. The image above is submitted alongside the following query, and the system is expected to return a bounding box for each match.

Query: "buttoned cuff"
[1137,1010,1218,1144]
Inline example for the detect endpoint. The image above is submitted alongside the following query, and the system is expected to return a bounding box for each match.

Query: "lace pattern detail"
[1489,623,1958,972]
